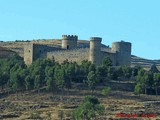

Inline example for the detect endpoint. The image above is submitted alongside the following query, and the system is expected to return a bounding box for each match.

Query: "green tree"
[135,68,154,95]
[153,73,160,95]
[86,71,98,94]
[81,60,92,74]
[46,77,54,91]
[73,96,105,120]
[115,67,123,81]
[54,66,65,90]
[34,75,41,94]
[25,75,34,90]
[89,64,96,72]
[101,87,111,96]
[122,66,132,79]
[102,57,112,67]
[45,66,55,92]
[0,72,9,90]
[134,83,143,96]
[10,72,21,95]
[96,66,107,82]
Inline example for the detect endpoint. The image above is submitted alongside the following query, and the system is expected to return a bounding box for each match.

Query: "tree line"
[0,54,160,95]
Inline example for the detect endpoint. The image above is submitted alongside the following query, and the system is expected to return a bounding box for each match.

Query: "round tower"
[89,37,102,65]
[62,35,78,49]
[111,41,131,66]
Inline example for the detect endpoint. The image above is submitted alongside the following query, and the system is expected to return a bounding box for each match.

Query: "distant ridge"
[0,46,15,58]
[131,55,160,71]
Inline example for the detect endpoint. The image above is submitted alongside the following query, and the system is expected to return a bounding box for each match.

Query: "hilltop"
[0,41,160,119]
[0,39,159,70]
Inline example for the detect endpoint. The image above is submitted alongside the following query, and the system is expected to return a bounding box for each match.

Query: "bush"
[101,87,111,96]
[73,96,105,120]
[29,111,41,119]
[134,84,143,95]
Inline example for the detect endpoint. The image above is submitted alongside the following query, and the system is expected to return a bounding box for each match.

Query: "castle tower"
[24,44,49,65]
[24,44,34,65]
[62,35,78,49]
[89,37,102,65]
[111,41,131,66]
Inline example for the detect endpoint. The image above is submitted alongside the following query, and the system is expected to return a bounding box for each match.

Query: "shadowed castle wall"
[0,46,15,58]
[112,41,131,66]
[101,51,117,66]
[47,48,89,64]
[24,44,61,65]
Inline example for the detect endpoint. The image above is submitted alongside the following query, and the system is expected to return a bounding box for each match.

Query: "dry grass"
[0,88,160,120]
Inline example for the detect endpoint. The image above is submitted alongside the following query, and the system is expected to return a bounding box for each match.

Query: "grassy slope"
[0,81,160,120]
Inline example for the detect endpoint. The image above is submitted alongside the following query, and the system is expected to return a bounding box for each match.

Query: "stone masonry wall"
[101,51,117,66]
[47,48,89,64]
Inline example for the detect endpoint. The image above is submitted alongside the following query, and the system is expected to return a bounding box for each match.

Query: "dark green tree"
[45,66,55,92]
[96,66,107,82]
[34,75,41,94]
[54,66,65,90]
[86,71,98,94]
[102,57,112,67]
[25,75,34,90]
[46,77,54,91]
[153,73,160,95]
[73,96,105,120]
[122,66,132,80]
[0,72,9,90]
[134,83,143,96]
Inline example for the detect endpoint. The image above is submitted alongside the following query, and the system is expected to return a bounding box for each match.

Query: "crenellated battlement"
[90,37,102,41]
[62,35,78,40]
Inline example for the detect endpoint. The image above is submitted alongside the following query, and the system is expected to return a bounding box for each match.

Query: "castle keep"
[24,35,132,66]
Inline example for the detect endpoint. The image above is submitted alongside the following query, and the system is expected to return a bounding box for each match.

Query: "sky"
[0,0,160,60]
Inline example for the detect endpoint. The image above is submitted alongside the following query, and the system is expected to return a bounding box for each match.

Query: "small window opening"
[67,45,69,49]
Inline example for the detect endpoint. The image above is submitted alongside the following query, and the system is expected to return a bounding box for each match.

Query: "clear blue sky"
[0,0,160,60]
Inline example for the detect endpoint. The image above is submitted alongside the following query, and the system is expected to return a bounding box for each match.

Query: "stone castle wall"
[23,35,132,66]
[47,47,117,65]
[24,44,61,65]
[101,51,117,66]
[112,41,131,66]
[47,47,89,64]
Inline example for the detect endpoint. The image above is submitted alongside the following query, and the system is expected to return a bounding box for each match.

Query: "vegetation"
[135,67,160,95]
[0,55,160,96]
[0,55,160,119]
[0,56,113,94]
[73,96,105,120]
[101,87,111,96]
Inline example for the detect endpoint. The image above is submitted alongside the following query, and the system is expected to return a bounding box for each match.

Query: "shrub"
[101,87,111,96]
[29,111,41,119]
[73,96,105,120]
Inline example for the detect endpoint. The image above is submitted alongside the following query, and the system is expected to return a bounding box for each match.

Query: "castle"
[24,35,132,66]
